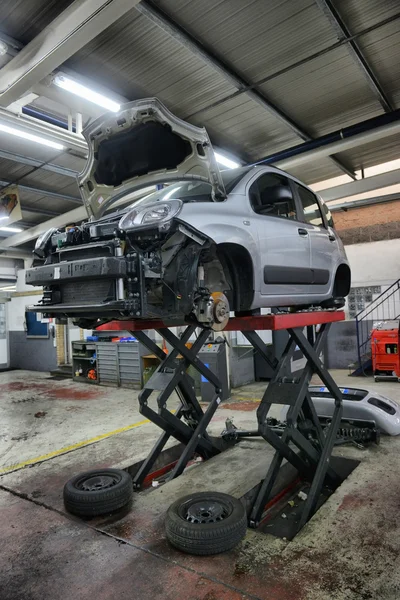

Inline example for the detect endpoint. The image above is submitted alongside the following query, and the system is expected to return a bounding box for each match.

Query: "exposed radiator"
[61,280,116,305]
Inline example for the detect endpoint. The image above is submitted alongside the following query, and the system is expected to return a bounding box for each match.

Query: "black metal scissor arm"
[248,323,343,531]
[131,325,223,488]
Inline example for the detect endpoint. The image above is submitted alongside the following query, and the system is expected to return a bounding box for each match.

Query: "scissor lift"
[97,310,345,533]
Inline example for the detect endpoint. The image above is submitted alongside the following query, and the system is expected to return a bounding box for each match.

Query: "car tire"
[63,468,133,517]
[165,491,247,555]
[321,296,345,309]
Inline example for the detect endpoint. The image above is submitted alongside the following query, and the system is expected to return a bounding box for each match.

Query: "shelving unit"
[72,342,97,383]
[72,340,145,388]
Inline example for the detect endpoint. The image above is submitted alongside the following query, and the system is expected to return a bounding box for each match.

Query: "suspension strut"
[221,417,380,448]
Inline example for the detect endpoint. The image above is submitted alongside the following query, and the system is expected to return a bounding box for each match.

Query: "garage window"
[249,173,297,219]
[295,184,324,227]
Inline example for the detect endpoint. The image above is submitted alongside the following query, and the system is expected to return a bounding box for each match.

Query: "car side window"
[249,173,297,220]
[295,183,325,227]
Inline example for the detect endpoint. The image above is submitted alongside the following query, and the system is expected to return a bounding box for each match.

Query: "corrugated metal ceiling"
[356,18,400,109]
[0,0,74,45]
[334,0,400,33]
[155,0,338,83]
[65,0,400,172]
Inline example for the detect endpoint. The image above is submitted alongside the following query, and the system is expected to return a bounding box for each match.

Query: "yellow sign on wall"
[0,185,22,224]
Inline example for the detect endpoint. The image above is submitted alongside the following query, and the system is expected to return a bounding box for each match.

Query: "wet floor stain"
[0,381,104,401]
[220,401,259,411]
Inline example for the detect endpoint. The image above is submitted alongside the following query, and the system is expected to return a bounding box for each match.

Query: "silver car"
[26,98,350,330]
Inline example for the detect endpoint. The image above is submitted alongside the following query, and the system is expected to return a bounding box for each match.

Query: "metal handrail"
[355,280,400,321]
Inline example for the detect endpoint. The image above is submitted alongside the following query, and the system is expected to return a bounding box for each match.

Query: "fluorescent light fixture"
[214,152,240,169]
[0,285,16,291]
[0,124,64,150]
[0,40,8,56]
[54,74,120,112]
[0,226,23,233]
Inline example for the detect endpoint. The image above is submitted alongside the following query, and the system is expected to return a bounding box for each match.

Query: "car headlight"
[118,199,182,231]
[34,227,58,258]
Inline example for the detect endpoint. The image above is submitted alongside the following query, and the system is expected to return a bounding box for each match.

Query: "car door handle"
[328,234,336,242]
[298,228,308,236]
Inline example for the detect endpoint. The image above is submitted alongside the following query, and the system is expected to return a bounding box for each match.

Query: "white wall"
[345,239,400,323]
[345,239,400,288]
[7,269,41,332]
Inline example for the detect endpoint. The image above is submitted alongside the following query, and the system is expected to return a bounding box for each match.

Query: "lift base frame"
[97,310,345,531]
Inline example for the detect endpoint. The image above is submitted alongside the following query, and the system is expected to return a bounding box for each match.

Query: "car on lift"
[26,98,351,331]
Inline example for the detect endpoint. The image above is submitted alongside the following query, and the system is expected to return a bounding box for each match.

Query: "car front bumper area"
[25,254,144,320]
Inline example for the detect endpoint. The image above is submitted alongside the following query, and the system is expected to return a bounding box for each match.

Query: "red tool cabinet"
[371,326,400,378]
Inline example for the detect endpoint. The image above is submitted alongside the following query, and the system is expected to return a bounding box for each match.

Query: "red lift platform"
[97,310,345,533]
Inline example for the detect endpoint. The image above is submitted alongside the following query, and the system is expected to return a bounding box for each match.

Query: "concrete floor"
[0,369,399,599]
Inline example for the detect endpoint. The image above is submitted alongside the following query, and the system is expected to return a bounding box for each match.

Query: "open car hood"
[78,98,226,219]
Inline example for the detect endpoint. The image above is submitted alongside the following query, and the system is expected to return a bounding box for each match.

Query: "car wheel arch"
[334,263,351,298]
[216,242,254,311]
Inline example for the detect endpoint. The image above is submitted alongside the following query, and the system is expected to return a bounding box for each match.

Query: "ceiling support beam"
[0,207,89,249]
[330,191,400,212]
[0,187,154,249]
[0,107,87,154]
[0,180,81,204]
[273,118,400,172]
[0,0,141,107]
[22,206,62,217]
[137,1,355,178]
[319,169,400,202]
[0,149,78,178]
[315,0,394,113]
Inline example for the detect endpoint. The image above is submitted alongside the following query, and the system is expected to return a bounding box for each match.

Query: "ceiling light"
[214,152,240,169]
[0,40,8,56]
[0,124,64,150]
[54,74,120,112]
[0,226,23,233]
[0,285,16,291]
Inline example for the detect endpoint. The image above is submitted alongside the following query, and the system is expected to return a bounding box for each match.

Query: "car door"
[248,171,312,297]
[292,182,334,295]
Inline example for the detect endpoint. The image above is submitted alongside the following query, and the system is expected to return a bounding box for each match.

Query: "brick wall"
[333,199,400,245]
[56,324,66,365]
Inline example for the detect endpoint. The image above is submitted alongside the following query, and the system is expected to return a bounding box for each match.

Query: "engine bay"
[26,210,231,330]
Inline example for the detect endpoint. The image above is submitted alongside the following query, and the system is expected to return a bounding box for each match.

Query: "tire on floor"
[63,468,133,517]
[165,491,247,555]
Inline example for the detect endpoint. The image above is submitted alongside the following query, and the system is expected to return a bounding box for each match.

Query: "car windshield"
[129,166,253,209]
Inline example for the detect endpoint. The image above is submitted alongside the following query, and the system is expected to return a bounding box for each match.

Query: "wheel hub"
[185,500,229,524]
[79,475,118,492]
[211,292,230,331]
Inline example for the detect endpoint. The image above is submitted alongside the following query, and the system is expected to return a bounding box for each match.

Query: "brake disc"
[211,292,230,331]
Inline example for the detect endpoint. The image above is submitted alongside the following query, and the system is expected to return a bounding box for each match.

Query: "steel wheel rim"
[76,472,121,492]
[181,497,232,524]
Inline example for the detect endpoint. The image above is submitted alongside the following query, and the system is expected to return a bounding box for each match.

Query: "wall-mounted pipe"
[255,109,400,169]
